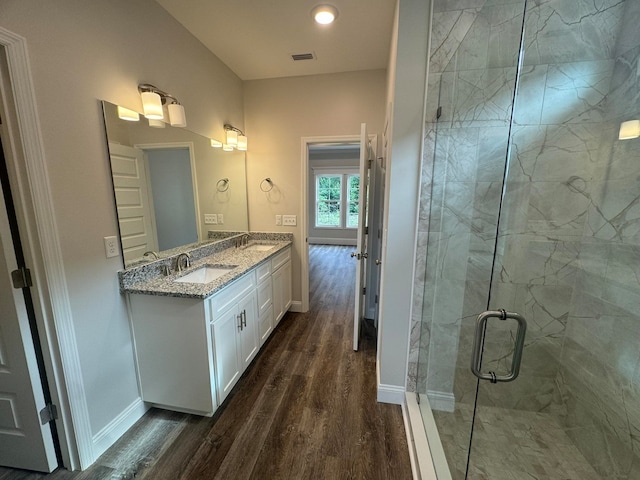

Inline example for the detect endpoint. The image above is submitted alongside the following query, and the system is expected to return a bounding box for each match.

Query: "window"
[315,171,360,228]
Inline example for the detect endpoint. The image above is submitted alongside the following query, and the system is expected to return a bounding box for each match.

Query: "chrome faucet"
[143,251,159,260]
[241,234,250,247]
[175,252,191,272]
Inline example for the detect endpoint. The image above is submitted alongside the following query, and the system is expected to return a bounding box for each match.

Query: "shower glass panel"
[417,0,640,478]
[416,1,526,478]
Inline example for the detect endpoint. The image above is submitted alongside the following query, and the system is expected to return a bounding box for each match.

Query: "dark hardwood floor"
[2,245,413,480]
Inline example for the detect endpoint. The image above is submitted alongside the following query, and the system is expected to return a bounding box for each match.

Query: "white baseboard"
[308,237,357,246]
[426,390,455,413]
[377,383,405,404]
[91,398,148,460]
[288,300,304,313]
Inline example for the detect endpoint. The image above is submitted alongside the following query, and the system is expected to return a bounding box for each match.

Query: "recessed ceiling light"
[312,5,338,25]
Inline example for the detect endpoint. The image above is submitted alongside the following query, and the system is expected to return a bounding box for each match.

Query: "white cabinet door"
[237,290,259,368]
[272,266,284,326]
[272,259,292,328]
[211,307,242,405]
[282,260,292,313]
[259,306,274,346]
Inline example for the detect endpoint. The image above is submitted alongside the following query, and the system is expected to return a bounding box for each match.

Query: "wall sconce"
[224,124,248,151]
[222,144,234,151]
[117,106,140,121]
[138,83,187,127]
[210,139,223,148]
[619,120,640,140]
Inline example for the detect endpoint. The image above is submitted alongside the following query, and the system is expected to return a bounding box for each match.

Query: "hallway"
[1,245,412,479]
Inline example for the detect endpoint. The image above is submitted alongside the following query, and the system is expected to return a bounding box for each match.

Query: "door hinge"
[364,226,369,235]
[416,392,421,404]
[40,403,58,425]
[11,267,32,289]
[362,287,366,295]
[436,106,443,119]
[375,294,378,304]
[368,159,372,169]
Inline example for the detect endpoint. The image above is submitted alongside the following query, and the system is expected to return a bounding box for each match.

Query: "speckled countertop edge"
[119,232,293,299]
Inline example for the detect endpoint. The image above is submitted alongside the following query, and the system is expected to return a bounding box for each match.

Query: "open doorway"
[301,131,383,350]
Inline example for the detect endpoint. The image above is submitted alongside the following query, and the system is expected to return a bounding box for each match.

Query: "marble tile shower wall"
[412,0,639,476]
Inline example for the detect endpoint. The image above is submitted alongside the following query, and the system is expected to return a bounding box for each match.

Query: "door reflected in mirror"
[101,101,249,268]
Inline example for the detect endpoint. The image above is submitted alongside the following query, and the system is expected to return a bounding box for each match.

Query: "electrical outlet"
[275,215,282,226]
[104,236,119,258]
[283,215,297,226]
[217,214,224,224]
[204,214,217,225]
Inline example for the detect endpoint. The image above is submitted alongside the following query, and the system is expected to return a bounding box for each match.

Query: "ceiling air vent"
[291,53,315,61]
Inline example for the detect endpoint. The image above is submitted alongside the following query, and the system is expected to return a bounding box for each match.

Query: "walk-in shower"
[412,0,640,478]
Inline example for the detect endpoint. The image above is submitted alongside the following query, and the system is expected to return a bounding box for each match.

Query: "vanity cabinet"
[127,245,292,416]
[271,248,292,327]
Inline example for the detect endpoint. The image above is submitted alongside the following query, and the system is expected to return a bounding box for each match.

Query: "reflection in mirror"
[101,101,249,268]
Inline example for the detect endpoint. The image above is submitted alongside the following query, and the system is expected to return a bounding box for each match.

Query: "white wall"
[0,0,244,462]
[377,0,430,401]
[244,70,386,305]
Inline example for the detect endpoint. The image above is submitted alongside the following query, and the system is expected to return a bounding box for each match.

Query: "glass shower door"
[416,1,526,478]
[467,0,639,478]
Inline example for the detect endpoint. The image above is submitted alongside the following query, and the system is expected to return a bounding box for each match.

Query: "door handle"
[350,252,368,260]
[237,313,243,331]
[375,259,381,265]
[471,309,527,383]
[242,310,247,328]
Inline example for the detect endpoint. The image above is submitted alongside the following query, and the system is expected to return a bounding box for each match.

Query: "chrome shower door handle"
[471,309,527,383]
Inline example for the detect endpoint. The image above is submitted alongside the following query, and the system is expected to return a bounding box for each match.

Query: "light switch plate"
[283,215,297,226]
[104,236,119,258]
[217,214,224,224]
[275,215,282,226]
[204,214,217,225]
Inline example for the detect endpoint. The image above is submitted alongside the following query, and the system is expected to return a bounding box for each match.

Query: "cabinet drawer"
[256,261,271,284]
[257,277,272,317]
[271,247,291,271]
[209,271,256,319]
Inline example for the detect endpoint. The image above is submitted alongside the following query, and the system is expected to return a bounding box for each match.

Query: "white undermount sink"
[244,243,276,252]
[174,265,237,284]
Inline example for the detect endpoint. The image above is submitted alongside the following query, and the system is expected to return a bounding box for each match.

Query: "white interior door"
[108,142,158,262]
[0,159,57,472]
[353,123,370,351]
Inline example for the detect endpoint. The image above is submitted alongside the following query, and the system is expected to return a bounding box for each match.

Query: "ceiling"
[155,0,397,81]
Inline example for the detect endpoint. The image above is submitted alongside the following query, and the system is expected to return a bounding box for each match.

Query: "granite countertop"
[121,239,291,299]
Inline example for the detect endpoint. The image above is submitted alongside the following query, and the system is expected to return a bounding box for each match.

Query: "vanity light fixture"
[117,106,140,121]
[226,129,238,147]
[222,144,234,152]
[148,118,165,128]
[619,119,640,140]
[210,139,223,148]
[312,5,338,25]
[138,83,187,127]
[224,124,248,151]
[237,135,248,151]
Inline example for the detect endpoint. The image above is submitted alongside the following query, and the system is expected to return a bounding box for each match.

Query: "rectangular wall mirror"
[101,101,249,268]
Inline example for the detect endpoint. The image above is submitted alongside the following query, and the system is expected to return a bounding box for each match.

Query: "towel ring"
[260,178,274,192]
[216,178,229,192]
